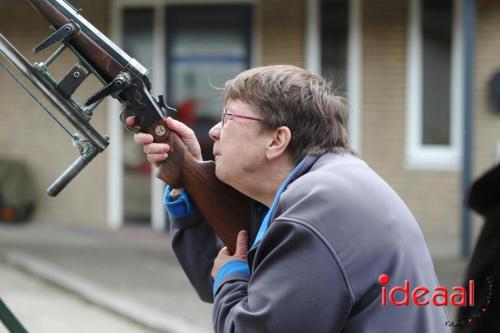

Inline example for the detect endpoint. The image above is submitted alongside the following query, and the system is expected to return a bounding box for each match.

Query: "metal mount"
[33,21,79,53]
[0,33,109,196]
[85,72,130,106]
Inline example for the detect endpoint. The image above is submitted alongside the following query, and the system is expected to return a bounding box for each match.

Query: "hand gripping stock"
[0,0,252,252]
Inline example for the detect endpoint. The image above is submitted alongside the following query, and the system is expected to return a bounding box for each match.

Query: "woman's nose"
[209,121,221,142]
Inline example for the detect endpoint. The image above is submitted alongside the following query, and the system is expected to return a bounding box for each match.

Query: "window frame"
[405,0,464,170]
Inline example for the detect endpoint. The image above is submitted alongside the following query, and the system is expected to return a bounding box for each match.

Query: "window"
[321,0,349,89]
[166,5,252,159]
[406,0,463,169]
[422,0,452,145]
[306,0,362,151]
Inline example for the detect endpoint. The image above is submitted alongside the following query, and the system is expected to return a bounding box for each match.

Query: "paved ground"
[0,223,212,333]
[0,262,155,333]
[0,222,469,332]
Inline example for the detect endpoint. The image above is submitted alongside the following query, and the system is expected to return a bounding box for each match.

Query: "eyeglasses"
[221,108,263,128]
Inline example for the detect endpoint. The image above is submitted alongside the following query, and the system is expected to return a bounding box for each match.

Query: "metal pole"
[0,298,29,333]
[461,0,476,257]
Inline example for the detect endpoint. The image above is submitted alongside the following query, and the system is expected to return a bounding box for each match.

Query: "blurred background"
[0,0,499,332]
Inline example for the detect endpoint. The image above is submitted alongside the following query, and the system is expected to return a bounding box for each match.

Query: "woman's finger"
[143,143,170,154]
[134,132,154,144]
[147,153,168,164]
[165,117,196,141]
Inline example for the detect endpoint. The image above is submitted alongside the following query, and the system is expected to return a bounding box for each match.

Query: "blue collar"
[250,159,308,251]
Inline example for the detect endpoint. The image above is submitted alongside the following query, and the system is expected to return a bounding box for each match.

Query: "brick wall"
[361,0,460,256]
[0,0,110,226]
[260,0,305,66]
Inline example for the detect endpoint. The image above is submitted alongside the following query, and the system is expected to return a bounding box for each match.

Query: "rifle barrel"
[26,0,148,82]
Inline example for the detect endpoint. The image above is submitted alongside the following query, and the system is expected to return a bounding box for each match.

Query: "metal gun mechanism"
[0,0,177,196]
[0,27,109,196]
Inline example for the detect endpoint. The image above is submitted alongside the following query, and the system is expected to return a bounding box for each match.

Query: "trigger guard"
[120,108,141,133]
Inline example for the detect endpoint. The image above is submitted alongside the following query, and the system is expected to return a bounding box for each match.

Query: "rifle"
[0,0,251,253]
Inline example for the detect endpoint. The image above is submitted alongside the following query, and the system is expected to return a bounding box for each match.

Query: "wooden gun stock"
[25,0,252,253]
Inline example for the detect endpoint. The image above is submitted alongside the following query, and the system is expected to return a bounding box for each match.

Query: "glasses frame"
[221,108,264,128]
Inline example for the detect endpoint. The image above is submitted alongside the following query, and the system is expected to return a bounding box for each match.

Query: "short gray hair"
[223,65,354,162]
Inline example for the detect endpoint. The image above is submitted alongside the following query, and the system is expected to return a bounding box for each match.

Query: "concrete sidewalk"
[0,222,469,333]
[0,262,157,333]
[0,223,212,333]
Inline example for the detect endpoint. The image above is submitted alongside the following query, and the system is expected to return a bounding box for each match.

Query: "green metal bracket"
[0,298,29,333]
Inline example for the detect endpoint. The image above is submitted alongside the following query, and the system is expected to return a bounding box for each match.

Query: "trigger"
[158,95,177,117]
[120,108,142,133]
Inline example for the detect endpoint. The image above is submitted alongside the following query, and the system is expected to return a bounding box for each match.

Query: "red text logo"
[379,274,474,307]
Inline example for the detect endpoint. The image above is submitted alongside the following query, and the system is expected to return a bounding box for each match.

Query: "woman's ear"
[265,126,291,160]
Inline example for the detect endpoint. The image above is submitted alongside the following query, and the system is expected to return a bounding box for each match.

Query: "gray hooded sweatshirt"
[166,153,450,333]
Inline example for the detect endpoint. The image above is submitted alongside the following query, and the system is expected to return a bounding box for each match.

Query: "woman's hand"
[211,230,249,279]
[126,116,203,166]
